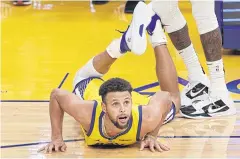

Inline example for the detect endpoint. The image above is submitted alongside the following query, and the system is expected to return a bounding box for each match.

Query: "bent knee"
[152,0,186,33]
[191,1,218,34]
[157,91,172,107]
[170,92,180,112]
[50,88,62,98]
[157,91,171,100]
[158,91,180,112]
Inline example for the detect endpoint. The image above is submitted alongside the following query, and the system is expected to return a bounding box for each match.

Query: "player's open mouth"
[118,116,128,123]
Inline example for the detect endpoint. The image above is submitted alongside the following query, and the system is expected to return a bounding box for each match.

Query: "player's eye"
[112,102,119,106]
[124,101,130,105]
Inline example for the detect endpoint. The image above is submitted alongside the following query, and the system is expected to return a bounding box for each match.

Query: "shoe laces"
[203,94,221,110]
[192,100,206,111]
[191,95,215,111]
[115,29,125,34]
[115,25,130,34]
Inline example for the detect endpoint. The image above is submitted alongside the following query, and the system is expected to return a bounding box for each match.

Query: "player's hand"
[140,135,170,152]
[38,139,67,153]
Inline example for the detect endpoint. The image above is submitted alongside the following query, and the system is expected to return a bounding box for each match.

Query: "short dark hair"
[99,77,133,103]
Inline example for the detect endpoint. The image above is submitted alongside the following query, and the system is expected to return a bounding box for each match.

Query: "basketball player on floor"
[150,0,236,118]
[38,2,180,153]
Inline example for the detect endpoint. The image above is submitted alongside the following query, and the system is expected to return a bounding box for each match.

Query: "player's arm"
[38,88,95,153]
[49,88,95,137]
[140,91,172,152]
[141,91,172,136]
[144,91,172,135]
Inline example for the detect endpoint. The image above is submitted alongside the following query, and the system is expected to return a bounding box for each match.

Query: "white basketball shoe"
[181,74,210,107]
[119,2,152,55]
[180,76,236,119]
[180,93,236,119]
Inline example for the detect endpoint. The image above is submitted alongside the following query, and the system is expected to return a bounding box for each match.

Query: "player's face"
[103,91,132,129]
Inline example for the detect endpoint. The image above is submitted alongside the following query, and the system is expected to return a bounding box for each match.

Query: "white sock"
[179,44,205,81]
[73,58,103,88]
[106,38,124,58]
[207,59,228,97]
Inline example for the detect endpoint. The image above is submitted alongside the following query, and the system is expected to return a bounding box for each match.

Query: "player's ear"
[101,102,107,112]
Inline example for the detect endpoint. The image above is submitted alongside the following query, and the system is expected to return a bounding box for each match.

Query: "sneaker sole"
[180,108,236,119]
[130,2,151,55]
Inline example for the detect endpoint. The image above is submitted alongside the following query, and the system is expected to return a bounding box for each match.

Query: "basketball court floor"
[1,1,240,158]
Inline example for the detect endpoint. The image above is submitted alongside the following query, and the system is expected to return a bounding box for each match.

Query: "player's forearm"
[49,93,64,140]
[147,92,172,137]
[147,113,165,138]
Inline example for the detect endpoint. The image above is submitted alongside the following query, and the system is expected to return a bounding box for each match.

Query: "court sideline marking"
[1,136,240,149]
[1,77,240,102]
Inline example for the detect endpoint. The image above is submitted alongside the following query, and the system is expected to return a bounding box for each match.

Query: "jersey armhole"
[164,102,176,124]
[86,100,98,136]
[136,105,143,141]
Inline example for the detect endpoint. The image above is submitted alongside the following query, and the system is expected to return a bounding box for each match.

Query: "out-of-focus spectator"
[124,0,144,13]
[13,0,31,6]
[92,0,109,5]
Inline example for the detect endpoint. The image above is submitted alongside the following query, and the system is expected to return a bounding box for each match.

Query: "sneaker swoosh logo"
[208,105,227,114]
[189,86,206,98]
[139,24,144,37]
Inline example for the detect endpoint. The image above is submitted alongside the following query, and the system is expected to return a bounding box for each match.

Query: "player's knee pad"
[191,0,219,34]
[152,0,186,33]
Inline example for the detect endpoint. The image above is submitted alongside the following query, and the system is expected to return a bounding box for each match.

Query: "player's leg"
[151,0,210,108]
[191,1,224,95]
[73,1,152,100]
[154,45,180,123]
[154,46,180,110]
[146,9,180,124]
[147,11,180,112]
[73,45,117,89]
[152,0,206,81]
[72,38,128,100]
[180,0,236,118]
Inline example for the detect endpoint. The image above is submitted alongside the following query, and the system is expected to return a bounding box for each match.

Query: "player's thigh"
[152,0,179,23]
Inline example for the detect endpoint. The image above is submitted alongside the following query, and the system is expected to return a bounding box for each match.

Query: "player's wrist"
[143,134,157,140]
[51,133,63,141]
